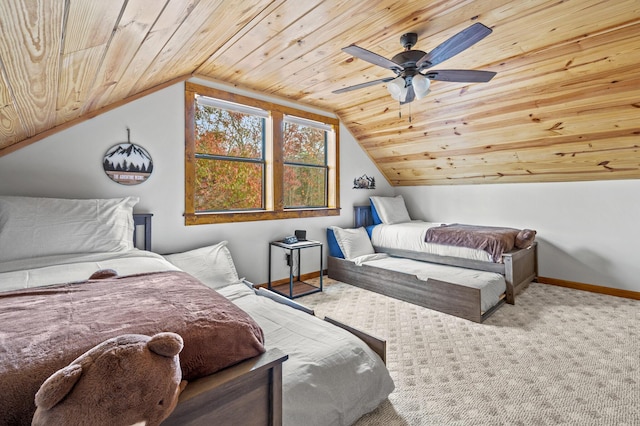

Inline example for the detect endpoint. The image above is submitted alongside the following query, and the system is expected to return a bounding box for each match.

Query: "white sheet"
[0,250,179,292]
[353,254,506,313]
[0,252,394,426]
[371,220,495,262]
[220,283,394,426]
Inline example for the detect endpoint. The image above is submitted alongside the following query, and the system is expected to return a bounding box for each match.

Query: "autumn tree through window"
[283,115,329,208]
[185,83,340,225]
[194,97,267,211]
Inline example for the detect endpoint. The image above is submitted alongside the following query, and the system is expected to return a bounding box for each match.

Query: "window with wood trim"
[184,82,340,225]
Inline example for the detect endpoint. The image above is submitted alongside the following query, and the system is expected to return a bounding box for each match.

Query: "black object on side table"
[268,240,323,299]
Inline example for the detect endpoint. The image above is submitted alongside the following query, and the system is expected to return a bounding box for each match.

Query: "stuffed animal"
[32,332,187,426]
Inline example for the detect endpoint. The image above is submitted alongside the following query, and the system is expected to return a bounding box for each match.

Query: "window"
[194,97,267,211]
[184,82,340,224]
[283,115,329,208]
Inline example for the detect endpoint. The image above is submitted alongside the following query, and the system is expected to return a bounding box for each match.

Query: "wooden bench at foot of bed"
[328,256,506,323]
[372,242,538,304]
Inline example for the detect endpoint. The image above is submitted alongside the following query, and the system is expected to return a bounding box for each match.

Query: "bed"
[361,196,536,301]
[326,196,538,322]
[0,195,393,426]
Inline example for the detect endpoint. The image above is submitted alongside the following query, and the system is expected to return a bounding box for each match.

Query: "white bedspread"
[220,283,395,426]
[355,254,506,313]
[371,221,494,262]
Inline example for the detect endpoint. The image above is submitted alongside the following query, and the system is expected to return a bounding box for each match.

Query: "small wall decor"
[353,174,375,189]
[103,128,153,185]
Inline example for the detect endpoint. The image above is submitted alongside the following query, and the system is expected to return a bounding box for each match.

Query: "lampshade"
[412,74,431,100]
[387,77,408,102]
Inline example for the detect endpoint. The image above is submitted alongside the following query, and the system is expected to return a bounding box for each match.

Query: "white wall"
[395,181,640,292]
[0,81,393,285]
[1,79,636,292]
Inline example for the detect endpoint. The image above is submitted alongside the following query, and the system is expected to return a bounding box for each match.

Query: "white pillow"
[370,195,411,224]
[331,226,374,260]
[163,241,240,289]
[0,196,139,262]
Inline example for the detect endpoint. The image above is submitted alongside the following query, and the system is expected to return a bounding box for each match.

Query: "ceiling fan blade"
[426,69,496,83]
[416,22,493,69]
[332,77,395,94]
[342,45,403,72]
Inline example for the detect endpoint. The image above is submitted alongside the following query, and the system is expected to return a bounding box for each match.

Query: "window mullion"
[272,111,284,212]
[327,122,338,209]
[196,153,264,164]
[283,161,327,169]
[184,88,197,217]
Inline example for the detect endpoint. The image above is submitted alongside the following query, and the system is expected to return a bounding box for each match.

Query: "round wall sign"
[103,143,153,185]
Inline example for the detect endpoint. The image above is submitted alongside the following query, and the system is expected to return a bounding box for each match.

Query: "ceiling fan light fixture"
[387,76,408,102]
[412,74,431,100]
[333,23,496,104]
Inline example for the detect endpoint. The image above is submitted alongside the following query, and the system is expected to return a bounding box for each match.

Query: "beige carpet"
[298,278,640,426]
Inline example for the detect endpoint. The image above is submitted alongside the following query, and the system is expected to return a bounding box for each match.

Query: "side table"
[268,240,323,299]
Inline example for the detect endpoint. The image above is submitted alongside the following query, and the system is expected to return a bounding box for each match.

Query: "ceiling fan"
[332,22,497,104]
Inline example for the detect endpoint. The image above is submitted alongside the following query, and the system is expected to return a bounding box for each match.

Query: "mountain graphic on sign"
[104,143,153,173]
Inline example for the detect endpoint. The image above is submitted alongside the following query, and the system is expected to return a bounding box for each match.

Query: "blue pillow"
[370,199,382,225]
[365,225,376,238]
[326,228,345,258]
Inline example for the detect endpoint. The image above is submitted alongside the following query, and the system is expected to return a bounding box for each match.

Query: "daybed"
[0,195,394,426]
[326,196,538,323]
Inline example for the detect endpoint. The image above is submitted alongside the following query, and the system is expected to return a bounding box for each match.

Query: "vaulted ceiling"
[1,0,638,185]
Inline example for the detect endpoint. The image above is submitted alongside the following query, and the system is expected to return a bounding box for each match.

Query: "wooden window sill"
[185,208,341,225]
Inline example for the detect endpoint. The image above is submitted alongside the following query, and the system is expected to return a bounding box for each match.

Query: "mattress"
[370,221,495,262]
[219,283,395,426]
[355,254,506,312]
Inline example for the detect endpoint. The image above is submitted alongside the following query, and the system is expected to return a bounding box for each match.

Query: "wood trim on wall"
[184,208,340,225]
[258,273,640,302]
[537,276,640,301]
[259,273,640,302]
[256,270,326,288]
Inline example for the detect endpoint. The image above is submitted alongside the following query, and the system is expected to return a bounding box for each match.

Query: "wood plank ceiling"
[0,0,638,185]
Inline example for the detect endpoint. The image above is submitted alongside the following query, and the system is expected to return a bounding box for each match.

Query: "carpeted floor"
[298,278,640,426]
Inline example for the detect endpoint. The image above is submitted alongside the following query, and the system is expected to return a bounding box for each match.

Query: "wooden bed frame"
[352,205,538,303]
[329,256,506,323]
[163,286,386,425]
[164,348,287,425]
[131,215,387,425]
[368,243,538,305]
[326,206,538,323]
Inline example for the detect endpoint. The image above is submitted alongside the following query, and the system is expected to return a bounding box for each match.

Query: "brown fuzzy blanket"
[425,223,536,262]
[0,271,265,425]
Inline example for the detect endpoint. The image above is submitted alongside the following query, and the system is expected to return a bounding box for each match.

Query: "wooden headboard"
[133,213,153,251]
[354,205,374,228]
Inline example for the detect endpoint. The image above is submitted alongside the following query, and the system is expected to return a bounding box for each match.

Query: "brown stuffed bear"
[32,332,187,426]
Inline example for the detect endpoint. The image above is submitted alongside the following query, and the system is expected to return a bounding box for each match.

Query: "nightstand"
[268,240,323,299]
